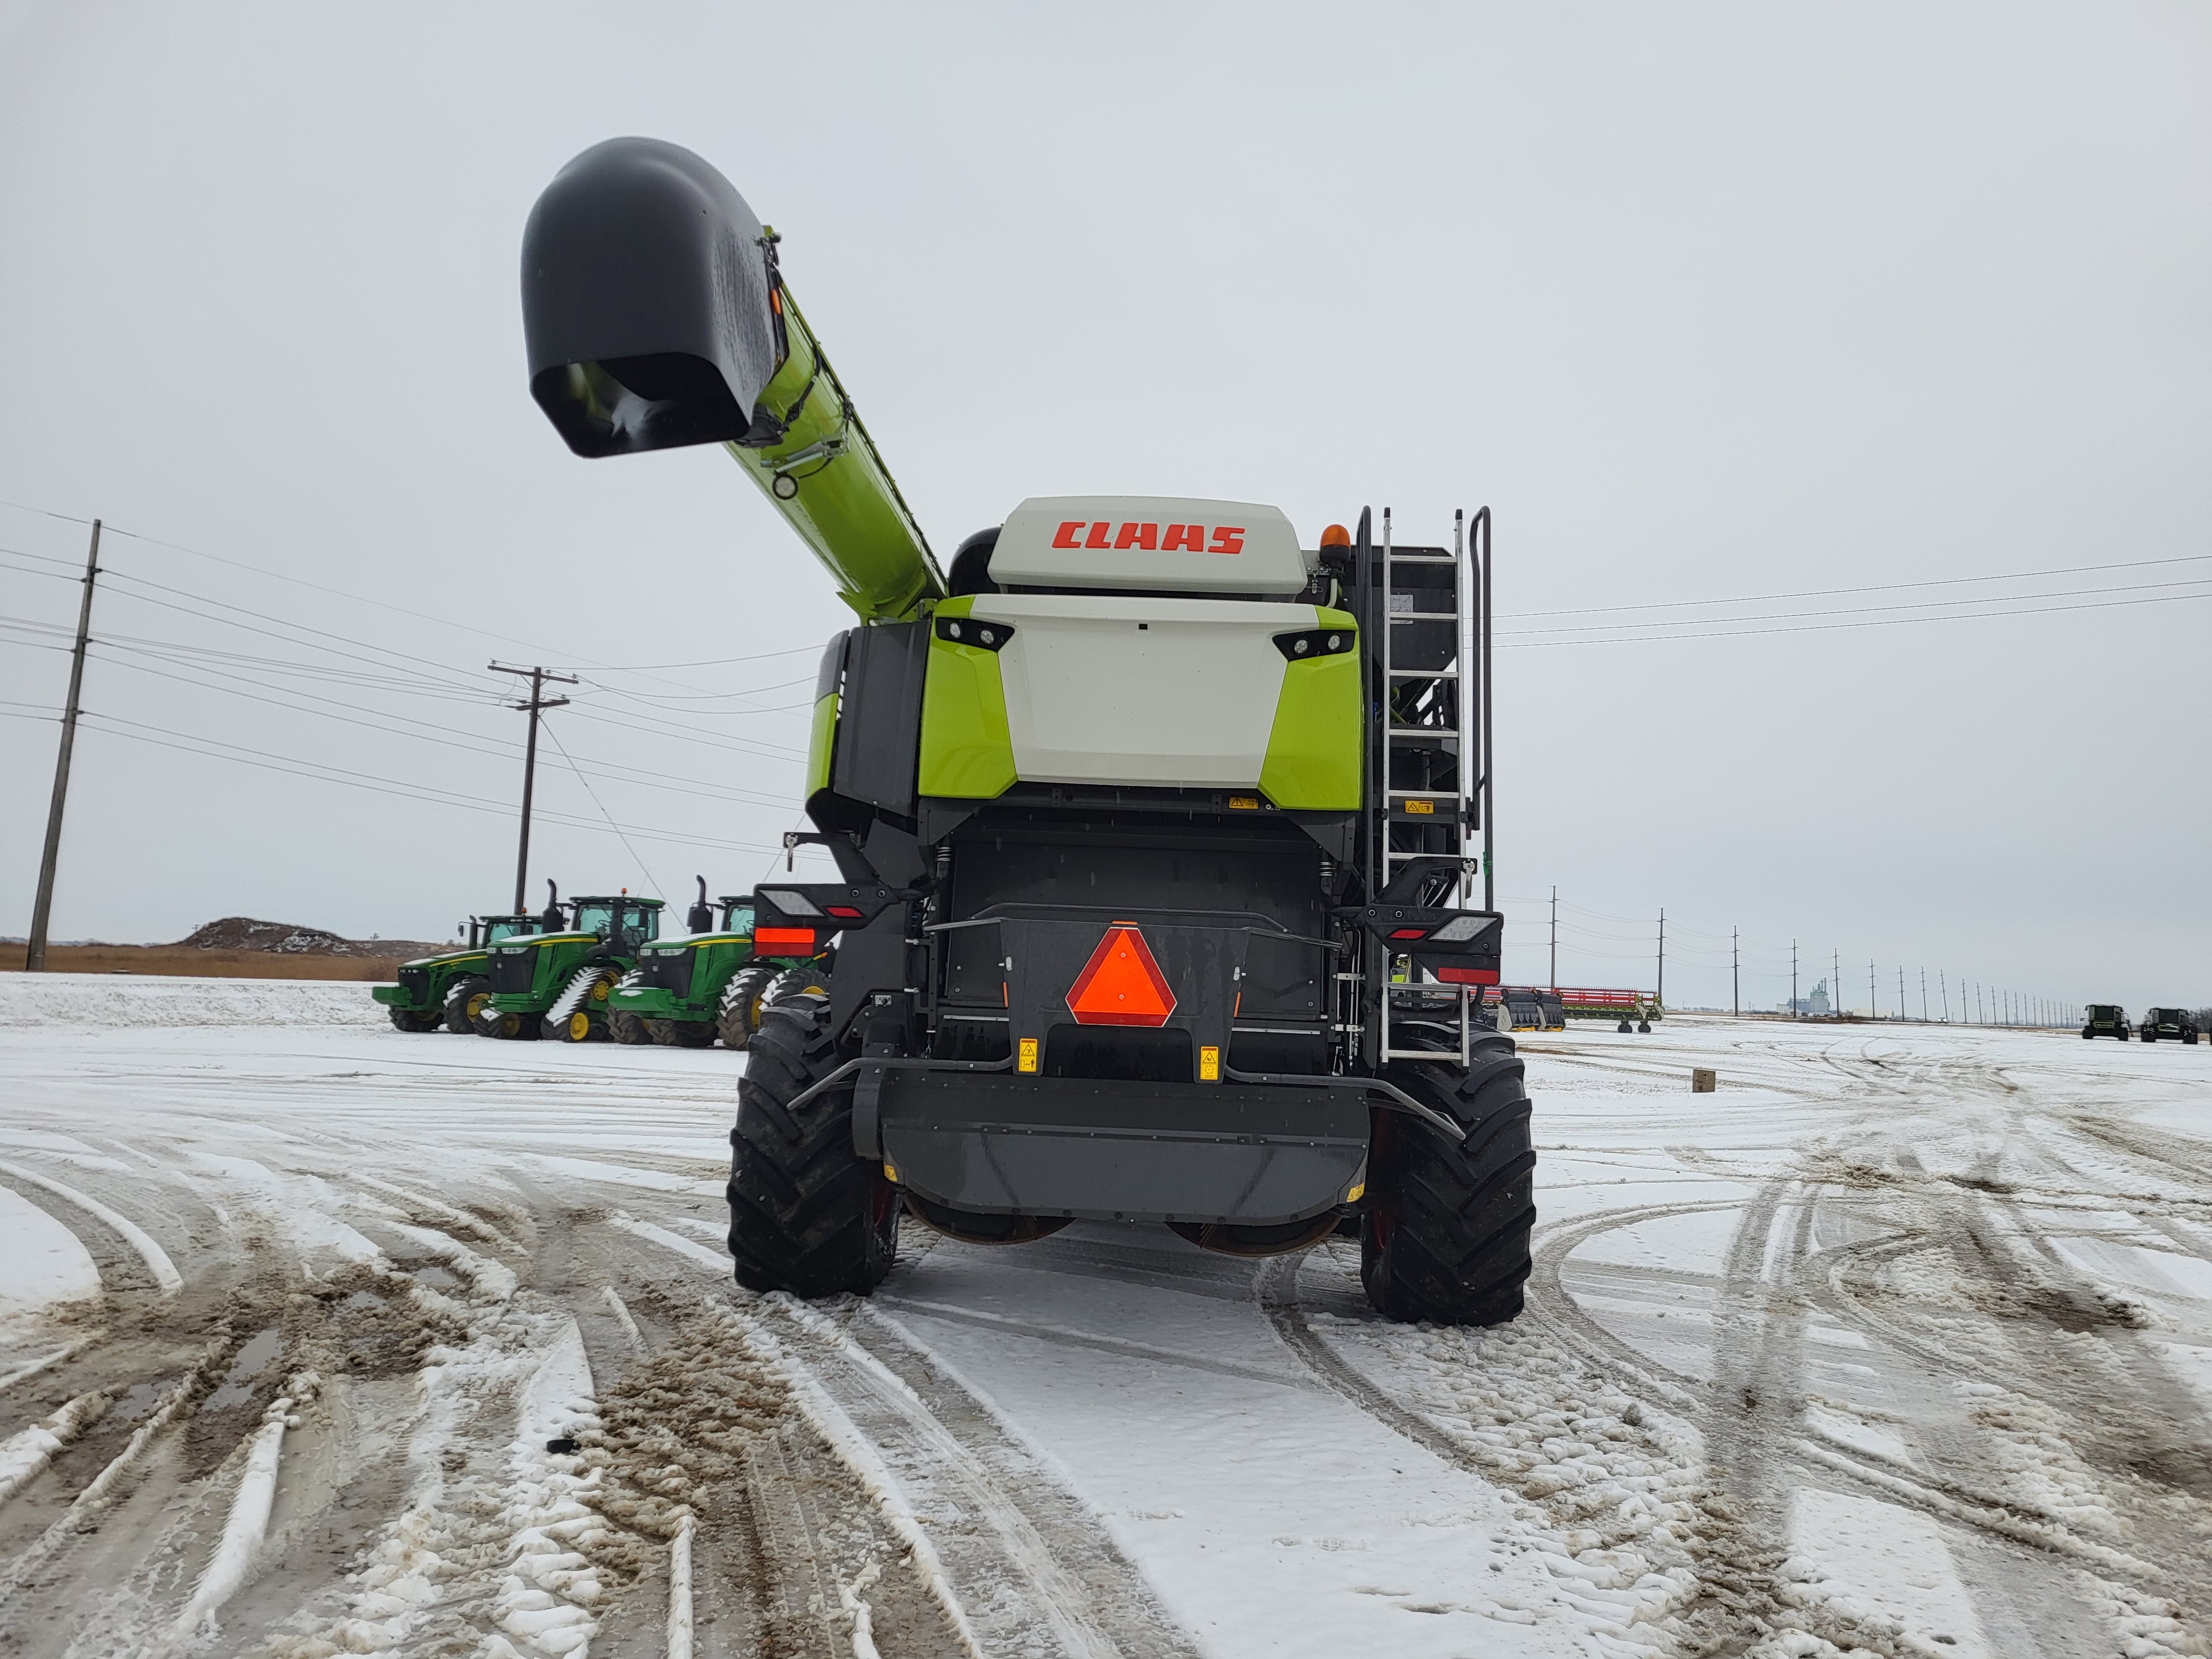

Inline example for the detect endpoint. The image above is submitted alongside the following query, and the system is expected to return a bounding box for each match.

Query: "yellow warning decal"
[1198,1044,1220,1082]
[1404,797,1435,815]
[1018,1037,1040,1073]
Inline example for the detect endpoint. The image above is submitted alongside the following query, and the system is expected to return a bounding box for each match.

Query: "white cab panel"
[969,594,1314,787]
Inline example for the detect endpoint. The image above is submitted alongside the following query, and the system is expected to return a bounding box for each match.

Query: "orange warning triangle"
[1066,925,1177,1027]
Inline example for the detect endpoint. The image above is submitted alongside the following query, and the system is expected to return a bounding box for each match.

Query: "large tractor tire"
[387,1005,442,1034]
[716,964,780,1051]
[727,990,898,1297]
[1360,1030,1536,1326]
[765,964,832,1007]
[608,1009,651,1045]
[444,975,492,1035]
[651,1018,716,1048]
[474,1003,533,1040]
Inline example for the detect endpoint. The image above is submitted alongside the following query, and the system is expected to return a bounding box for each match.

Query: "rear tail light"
[1388,927,1427,940]
[1434,966,1500,986]
[754,927,816,952]
[824,905,865,920]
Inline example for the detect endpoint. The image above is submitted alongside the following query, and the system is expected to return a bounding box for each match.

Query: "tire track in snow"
[768,1292,1199,1659]
[0,1158,181,1295]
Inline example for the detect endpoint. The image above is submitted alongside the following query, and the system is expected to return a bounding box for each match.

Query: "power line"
[1497,585,2211,649]
[1498,550,2212,622]
[72,713,779,855]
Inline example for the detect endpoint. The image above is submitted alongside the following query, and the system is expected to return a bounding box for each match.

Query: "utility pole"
[1832,947,1842,1018]
[1792,940,1798,1020]
[1921,967,1928,1024]
[1870,959,1877,1021]
[490,663,577,916]
[25,520,103,973]
[1732,926,1740,1018]
[1898,966,1906,1022]
[1976,983,1984,1025]
[1657,909,1665,1011]
[1549,885,1557,989]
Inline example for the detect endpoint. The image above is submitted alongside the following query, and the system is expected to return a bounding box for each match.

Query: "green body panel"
[806,692,838,798]
[1259,608,1363,810]
[918,595,1018,799]
[722,289,944,622]
[372,948,489,1014]
[611,933,814,1024]
[487,933,625,1014]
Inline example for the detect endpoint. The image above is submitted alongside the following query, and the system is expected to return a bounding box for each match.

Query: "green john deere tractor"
[372,913,544,1033]
[519,139,1529,1326]
[474,894,665,1042]
[608,880,828,1048]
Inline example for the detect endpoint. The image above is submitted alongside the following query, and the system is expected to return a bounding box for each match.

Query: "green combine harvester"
[372,912,544,1033]
[520,139,1531,1325]
[608,880,827,1048]
[475,892,665,1041]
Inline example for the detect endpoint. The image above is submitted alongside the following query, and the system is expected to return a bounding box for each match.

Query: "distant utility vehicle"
[476,895,665,1041]
[2082,1005,2131,1040]
[373,914,543,1033]
[2140,1008,2199,1045]
[609,891,826,1048]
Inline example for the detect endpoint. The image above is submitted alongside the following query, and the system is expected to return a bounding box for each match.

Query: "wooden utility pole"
[25,520,102,972]
[1656,909,1665,1010]
[491,663,577,915]
[1548,886,1557,989]
[1731,926,1739,1017]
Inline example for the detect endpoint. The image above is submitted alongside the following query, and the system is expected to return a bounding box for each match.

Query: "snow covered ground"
[0,976,2207,1657]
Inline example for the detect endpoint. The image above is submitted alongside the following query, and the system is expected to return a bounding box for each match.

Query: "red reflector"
[825,905,865,920]
[1388,927,1427,940]
[1066,925,1177,1027]
[754,927,816,951]
[1434,966,1500,985]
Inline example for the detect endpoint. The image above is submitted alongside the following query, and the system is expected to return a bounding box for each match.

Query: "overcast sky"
[1,2,2205,1014]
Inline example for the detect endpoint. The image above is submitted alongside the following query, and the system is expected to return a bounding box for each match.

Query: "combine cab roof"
[989,496,1311,596]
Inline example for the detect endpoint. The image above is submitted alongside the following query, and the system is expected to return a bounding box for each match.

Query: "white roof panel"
[989,496,1309,595]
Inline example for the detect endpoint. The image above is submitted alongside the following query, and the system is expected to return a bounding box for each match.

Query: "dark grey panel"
[831,622,927,817]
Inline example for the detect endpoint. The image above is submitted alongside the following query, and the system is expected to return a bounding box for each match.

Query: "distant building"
[1780,978,1833,1017]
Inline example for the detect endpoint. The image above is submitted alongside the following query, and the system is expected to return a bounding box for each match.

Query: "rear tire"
[728,990,897,1297]
[609,1009,650,1045]
[716,964,780,1051]
[444,975,491,1035]
[765,964,831,1008]
[1360,1032,1536,1326]
[651,1017,716,1048]
[387,1005,441,1034]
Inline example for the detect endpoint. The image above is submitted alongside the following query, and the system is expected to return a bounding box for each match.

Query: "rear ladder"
[1358,506,1490,1066]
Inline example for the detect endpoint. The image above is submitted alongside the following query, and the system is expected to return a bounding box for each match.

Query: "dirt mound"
[174,917,441,957]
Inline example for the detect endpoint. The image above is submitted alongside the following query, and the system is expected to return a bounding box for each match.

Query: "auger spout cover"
[521,137,943,621]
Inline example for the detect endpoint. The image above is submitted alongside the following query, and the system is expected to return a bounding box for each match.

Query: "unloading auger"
[520,137,1535,1327]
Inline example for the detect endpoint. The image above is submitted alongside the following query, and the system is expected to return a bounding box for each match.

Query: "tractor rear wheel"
[387,1005,441,1034]
[716,964,780,1050]
[728,990,898,1297]
[444,975,492,1035]
[608,1009,650,1045]
[1360,1031,1536,1326]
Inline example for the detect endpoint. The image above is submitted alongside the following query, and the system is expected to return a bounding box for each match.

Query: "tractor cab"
[468,914,541,950]
[2083,1004,2131,1040]
[570,895,664,954]
[717,895,757,936]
